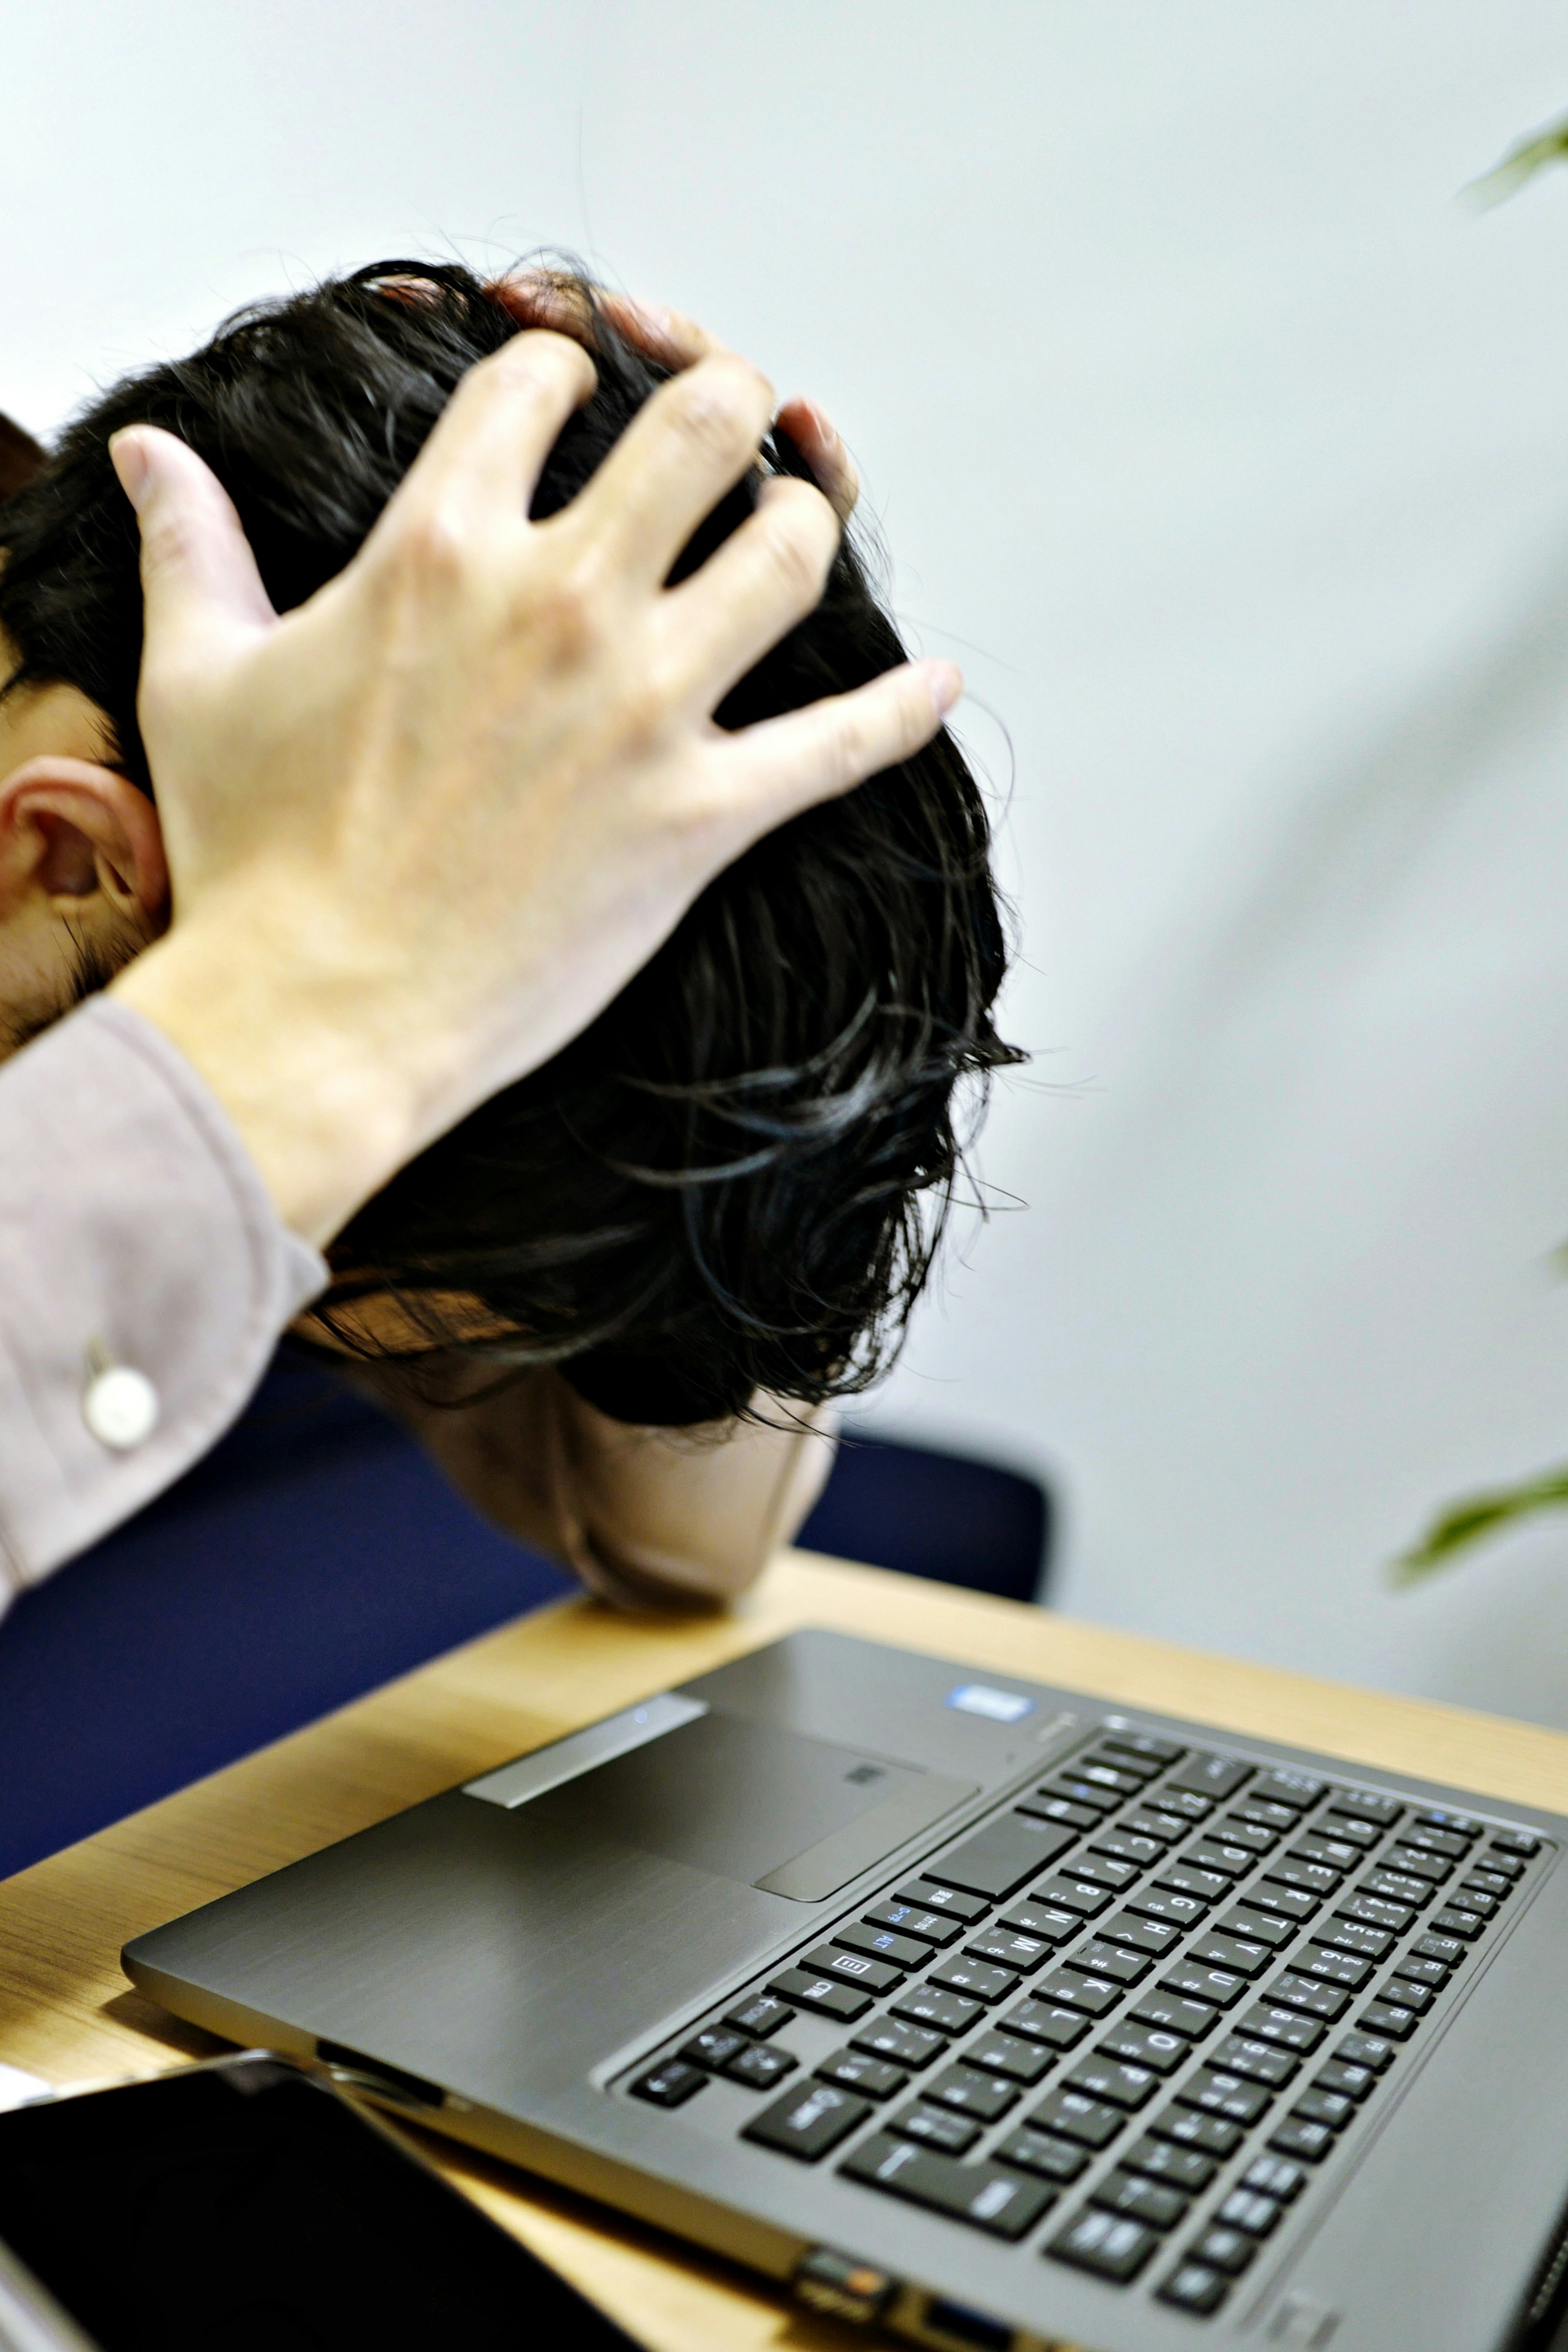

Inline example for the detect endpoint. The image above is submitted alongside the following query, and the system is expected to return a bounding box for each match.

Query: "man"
[0,267,1008,1616]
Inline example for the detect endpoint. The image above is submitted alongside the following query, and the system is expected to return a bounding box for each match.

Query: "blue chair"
[0,1357,1050,1880]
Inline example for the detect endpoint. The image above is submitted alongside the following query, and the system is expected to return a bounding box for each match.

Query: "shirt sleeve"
[0,995,327,1605]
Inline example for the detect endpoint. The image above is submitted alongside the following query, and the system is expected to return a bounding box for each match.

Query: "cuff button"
[83,1364,160,1451]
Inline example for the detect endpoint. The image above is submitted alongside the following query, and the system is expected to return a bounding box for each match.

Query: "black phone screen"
[0,2055,641,2350]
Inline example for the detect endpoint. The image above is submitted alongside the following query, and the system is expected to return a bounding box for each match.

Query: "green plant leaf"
[1466,114,1568,208]
[1390,1465,1568,1585]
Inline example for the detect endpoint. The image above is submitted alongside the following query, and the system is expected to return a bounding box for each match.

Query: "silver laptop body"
[123,1629,1568,2352]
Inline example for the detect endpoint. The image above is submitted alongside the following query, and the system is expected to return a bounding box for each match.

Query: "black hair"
[0,261,1021,1422]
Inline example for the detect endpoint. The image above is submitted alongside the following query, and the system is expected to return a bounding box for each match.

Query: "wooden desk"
[4,1550,1568,2350]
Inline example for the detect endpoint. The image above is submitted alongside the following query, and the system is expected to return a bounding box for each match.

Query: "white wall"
[9,4,1568,1721]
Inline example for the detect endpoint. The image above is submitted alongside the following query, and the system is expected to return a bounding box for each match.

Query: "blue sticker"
[946,1683,1034,1724]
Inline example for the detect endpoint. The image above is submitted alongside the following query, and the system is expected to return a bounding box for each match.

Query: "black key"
[1190,2224,1256,2274]
[1151,2105,1243,2158]
[1073,1761,1147,1799]
[799,1946,903,1995]
[1313,1917,1394,1962]
[1430,1908,1485,1940]
[1298,1946,1373,1992]
[1242,1883,1320,1924]
[725,2042,797,2090]
[1393,1955,1450,1991]
[897,1881,990,1924]
[1127,1886,1208,1931]
[682,2025,748,2070]
[1120,1809,1183,1845]
[1059,1853,1140,1893]
[1003,1999,1092,2051]
[769,1968,873,2022]
[1361,1870,1433,1909]
[1315,1813,1381,1850]
[1093,1829,1167,1869]
[864,1897,964,1946]
[1268,1973,1352,2022]
[851,2020,946,2069]
[1133,1988,1221,2038]
[1266,1856,1342,1898]
[1399,1825,1470,1861]
[886,2102,979,2154]
[1268,2116,1334,2163]
[926,2064,1019,2122]
[1101,1731,1185,1766]
[1177,2069,1272,2126]
[840,2136,1055,2239]
[632,2059,705,2108]
[1291,1832,1364,1870]
[1335,2031,1395,2072]
[930,1955,1018,2004]
[1377,1978,1433,2015]
[1031,1876,1111,1920]
[1100,1911,1182,1958]
[1186,1839,1255,1879]
[1124,2134,1217,2191]
[1213,2035,1297,2089]
[1158,2262,1229,2314]
[892,1986,983,2035]
[1219,1906,1296,1950]
[1191,1931,1272,1977]
[1336,1892,1414,1935]
[1092,2169,1188,2229]
[1143,1787,1216,1824]
[1314,2059,1375,2100]
[1463,1870,1511,1899]
[1157,1862,1231,1905]
[1000,1900,1084,1943]
[1414,1931,1468,1968]
[1232,1797,1301,1835]
[1293,2087,1354,2129]
[966,2031,1056,2086]
[1047,2207,1158,2282]
[1359,2002,1419,2041]
[1239,2003,1325,2054]
[744,2080,868,2159]
[1251,1769,1325,1811]
[1243,2152,1306,2200]
[924,1814,1078,1902]
[817,2049,906,2099]
[994,2127,1090,2183]
[1216,1816,1279,1855]
[1015,1792,1100,1832]
[1218,2187,1283,2236]
[1040,1776,1122,1816]
[1063,1938,1150,1988]
[1385,1847,1453,1886]
[726,1992,793,2039]
[1162,1960,1247,2010]
[1166,1753,1253,1801]
[833,1922,929,1970]
[1491,1830,1541,1858]
[1329,1790,1404,1828]
[1482,1849,1526,1879]
[1064,2054,1158,2110]
[1028,2087,1129,2149]
[1098,2021,1189,2074]
[1034,1969,1122,2018]
[1455,1886,1500,1919]
[967,1928,1051,1973]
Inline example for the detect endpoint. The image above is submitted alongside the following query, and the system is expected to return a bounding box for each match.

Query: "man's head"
[0,261,1020,1422]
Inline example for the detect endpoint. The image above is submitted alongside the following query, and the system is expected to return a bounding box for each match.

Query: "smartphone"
[0,2051,642,2351]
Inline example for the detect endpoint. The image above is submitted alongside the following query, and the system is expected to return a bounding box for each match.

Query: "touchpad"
[528,1711,978,1902]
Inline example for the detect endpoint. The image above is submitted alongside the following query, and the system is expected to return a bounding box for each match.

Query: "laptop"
[122,1627,1568,2352]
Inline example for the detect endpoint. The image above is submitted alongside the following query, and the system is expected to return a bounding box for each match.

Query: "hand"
[109,328,959,1246]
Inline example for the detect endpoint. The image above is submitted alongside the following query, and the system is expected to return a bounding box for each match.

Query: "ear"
[0,756,169,930]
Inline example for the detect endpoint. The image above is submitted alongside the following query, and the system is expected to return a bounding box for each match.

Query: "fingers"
[716,658,963,830]
[597,292,717,371]
[563,350,775,585]
[774,397,860,523]
[657,475,840,707]
[109,427,275,691]
[378,330,596,537]
[490,271,720,372]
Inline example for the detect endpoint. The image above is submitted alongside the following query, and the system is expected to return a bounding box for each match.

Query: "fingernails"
[926,660,964,719]
[109,430,151,513]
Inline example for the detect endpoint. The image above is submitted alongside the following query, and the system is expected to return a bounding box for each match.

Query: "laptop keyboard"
[621,1724,1550,2321]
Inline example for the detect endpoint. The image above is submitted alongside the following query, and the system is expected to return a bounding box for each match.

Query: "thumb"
[109,426,276,693]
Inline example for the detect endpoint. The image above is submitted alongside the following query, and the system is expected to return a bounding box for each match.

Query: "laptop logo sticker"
[946,1684,1034,1723]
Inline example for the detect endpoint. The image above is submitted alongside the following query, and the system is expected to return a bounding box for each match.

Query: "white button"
[83,1364,160,1450]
